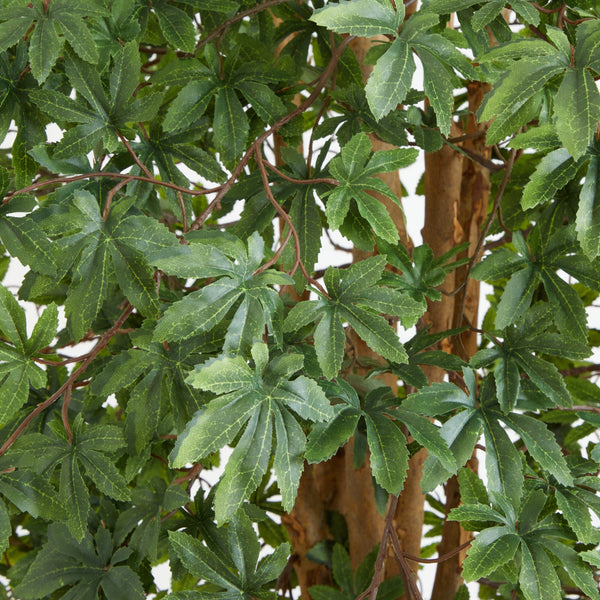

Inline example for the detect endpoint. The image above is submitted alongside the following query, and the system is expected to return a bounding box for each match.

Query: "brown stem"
[195,0,296,52]
[190,35,354,231]
[264,160,338,186]
[255,146,329,297]
[4,172,221,206]
[400,538,472,565]
[61,385,73,444]
[103,177,133,220]
[117,130,154,179]
[454,148,517,324]
[0,304,134,457]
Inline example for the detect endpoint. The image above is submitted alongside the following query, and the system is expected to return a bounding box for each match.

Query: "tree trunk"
[429,81,491,600]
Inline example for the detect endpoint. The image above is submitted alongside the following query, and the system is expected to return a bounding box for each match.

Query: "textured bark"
[429,82,491,600]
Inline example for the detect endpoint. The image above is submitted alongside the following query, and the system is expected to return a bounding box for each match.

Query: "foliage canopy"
[0,0,599,599]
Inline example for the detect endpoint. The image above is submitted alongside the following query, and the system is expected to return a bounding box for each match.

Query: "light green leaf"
[155,2,197,53]
[310,0,400,37]
[365,413,409,495]
[521,148,580,210]
[313,307,345,380]
[163,80,217,132]
[461,527,519,582]
[29,17,62,83]
[555,68,600,160]
[366,38,415,120]
[215,402,272,523]
[273,407,305,512]
[169,391,258,467]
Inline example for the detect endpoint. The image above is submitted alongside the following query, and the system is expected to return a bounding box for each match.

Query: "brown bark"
[429,82,491,600]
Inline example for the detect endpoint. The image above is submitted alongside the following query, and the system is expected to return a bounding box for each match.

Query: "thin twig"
[195,0,296,52]
[103,177,133,220]
[255,146,329,296]
[264,160,338,186]
[117,130,154,179]
[190,34,355,231]
[61,385,73,444]
[0,304,134,458]
[3,172,221,206]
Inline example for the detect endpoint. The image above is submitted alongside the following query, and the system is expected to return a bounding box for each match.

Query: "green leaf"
[495,265,538,330]
[577,154,600,259]
[461,527,520,582]
[306,405,361,463]
[310,0,401,37]
[344,304,408,364]
[273,408,305,512]
[365,413,409,495]
[155,2,196,53]
[555,489,599,543]
[214,87,249,164]
[365,38,415,120]
[502,412,573,486]
[29,16,62,84]
[313,306,346,379]
[554,68,600,159]
[521,148,580,210]
[520,542,561,600]
[419,48,454,137]
[480,408,523,508]
[215,402,272,523]
[163,80,217,132]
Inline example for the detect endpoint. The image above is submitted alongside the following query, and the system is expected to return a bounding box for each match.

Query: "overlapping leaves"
[170,342,333,523]
[160,43,288,164]
[305,379,454,495]
[39,190,178,341]
[9,416,129,541]
[32,44,163,158]
[0,286,57,425]
[403,371,572,505]
[471,303,590,411]
[322,133,418,244]
[450,474,600,600]
[0,0,107,84]
[472,226,600,341]
[311,2,476,131]
[168,511,290,600]
[284,255,423,379]
[14,523,144,600]
[152,231,293,353]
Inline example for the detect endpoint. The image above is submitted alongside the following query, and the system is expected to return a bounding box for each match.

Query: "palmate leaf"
[0,288,57,425]
[169,513,290,599]
[285,255,423,378]
[10,417,128,541]
[14,523,144,600]
[51,190,178,341]
[32,46,163,159]
[473,228,598,340]
[307,382,451,495]
[90,328,219,450]
[472,303,588,411]
[325,134,417,243]
[577,152,600,259]
[153,232,292,353]
[170,343,333,522]
[0,0,106,83]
